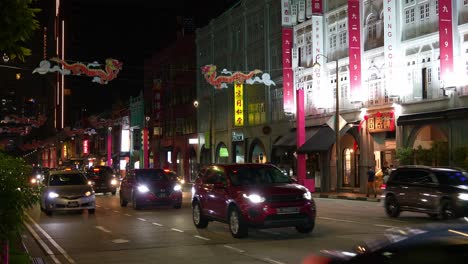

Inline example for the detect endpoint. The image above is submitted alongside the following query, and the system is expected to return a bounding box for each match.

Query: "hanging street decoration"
[201,65,276,89]
[0,114,47,135]
[33,58,123,84]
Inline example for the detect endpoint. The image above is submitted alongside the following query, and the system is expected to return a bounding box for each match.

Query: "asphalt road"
[24,191,467,264]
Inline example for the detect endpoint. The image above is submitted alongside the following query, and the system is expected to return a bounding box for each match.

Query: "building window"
[436,0,439,14]
[339,31,347,46]
[428,67,432,84]
[405,9,410,23]
[410,8,415,22]
[368,24,377,40]
[465,0,468,6]
[329,35,337,49]
[425,3,430,17]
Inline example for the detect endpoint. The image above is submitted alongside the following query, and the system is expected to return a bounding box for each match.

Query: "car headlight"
[173,184,182,191]
[303,191,312,200]
[110,179,118,185]
[36,174,42,179]
[458,193,468,201]
[48,192,59,198]
[85,191,93,197]
[87,180,94,186]
[242,193,265,203]
[137,185,150,193]
[30,178,37,184]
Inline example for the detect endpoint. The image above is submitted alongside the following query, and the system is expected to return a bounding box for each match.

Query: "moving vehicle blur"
[303,224,468,264]
[382,165,468,219]
[192,163,316,238]
[40,170,95,215]
[119,168,183,210]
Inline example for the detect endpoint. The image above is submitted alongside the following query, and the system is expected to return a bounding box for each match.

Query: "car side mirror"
[290,177,298,184]
[214,182,226,189]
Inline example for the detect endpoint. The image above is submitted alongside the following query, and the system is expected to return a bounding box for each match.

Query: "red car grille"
[266,194,303,203]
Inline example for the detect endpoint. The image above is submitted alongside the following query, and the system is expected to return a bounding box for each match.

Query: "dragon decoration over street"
[33,58,123,84]
[201,65,275,89]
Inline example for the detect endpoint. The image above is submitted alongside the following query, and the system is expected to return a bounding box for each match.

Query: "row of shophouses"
[37,0,468,193]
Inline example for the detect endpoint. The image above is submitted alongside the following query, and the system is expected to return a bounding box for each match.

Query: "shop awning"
[273,127,321,148]
[397,107,468,126]
[297,125,351,153]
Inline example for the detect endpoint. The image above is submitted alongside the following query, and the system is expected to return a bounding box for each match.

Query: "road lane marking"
[26,214,76,263]
[171,228,184,232]
[104,207,110,210]
[318,216,357,223]
[95,226,111,233]
[124,213,132,216]
[259,229,281,235]
[223,245,245,253]
[137,218,146,221]
[113,210,120,213]
[152,222,163,226]
[448,229,468,237]
[96,205,101,207]
[194,235,210,241]
[111,239,130,243]
[24,222,61,264]
[263,257,286,264]
[374,224,397,228]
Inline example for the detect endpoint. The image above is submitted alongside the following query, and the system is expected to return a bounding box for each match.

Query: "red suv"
[192,164,316,238]
[120,169,183,210]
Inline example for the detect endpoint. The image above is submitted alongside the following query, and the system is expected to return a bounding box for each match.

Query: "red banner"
[312,0,323,14]
[438,0,454,82]
[348,0,362,100]
[282,27,294,114]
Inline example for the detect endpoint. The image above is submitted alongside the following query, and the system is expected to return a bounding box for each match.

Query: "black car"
[306,224,468,264]
[86,166,119,195]
[382,165,468,219]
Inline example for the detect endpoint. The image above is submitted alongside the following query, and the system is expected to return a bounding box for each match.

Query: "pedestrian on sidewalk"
[367,166,376,198]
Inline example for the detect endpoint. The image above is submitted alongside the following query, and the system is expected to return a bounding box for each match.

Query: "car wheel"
[385,195,401,217]
[173,203,182,209]
[296,221,315,234]
[228,207,248,238]
[120,191,128,207]
[438,199,455,220]
[192,202,208,228]
[88,209,95,214]
[132,193,141,210]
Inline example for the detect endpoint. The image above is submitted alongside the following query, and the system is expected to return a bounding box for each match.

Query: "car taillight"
[380,184,386,190]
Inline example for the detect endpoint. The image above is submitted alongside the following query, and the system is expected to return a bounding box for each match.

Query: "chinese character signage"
[438,0,454,82]
[384,0,399,96]
[282,27,294,114]
[281,0,292,26]
[347,0,362,101]
[83,139,89,155]
[367,112,395,133]
[234,83,244,127]
[312,0,323,14]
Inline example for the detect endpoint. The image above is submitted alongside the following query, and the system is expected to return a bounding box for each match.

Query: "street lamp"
[313,54,341,191]
[194,94,213,164]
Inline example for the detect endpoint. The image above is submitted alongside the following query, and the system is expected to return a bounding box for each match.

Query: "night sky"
[59,0,237,116]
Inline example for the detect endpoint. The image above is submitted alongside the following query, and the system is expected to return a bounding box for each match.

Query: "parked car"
[191,163,316,238]
[40,170,95,215]
[119,168,183,210]
[86,166,119,195]
[382,165,468,219]
[303,224,468,264]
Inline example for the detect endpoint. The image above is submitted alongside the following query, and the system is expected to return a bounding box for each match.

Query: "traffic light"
[133,128,141,150]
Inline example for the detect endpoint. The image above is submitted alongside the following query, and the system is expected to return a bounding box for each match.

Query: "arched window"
[366,13,377,41]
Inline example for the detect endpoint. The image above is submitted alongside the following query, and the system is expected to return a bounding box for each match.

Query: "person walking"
[367,166,376,198]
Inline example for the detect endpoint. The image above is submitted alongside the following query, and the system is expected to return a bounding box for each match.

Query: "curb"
[312,193,381,202]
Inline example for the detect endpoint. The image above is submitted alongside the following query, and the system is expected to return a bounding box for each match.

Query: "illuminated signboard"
[234,83,244,126]
[83,139,89,154]
[121,129,130,152]
[367,112,395,133]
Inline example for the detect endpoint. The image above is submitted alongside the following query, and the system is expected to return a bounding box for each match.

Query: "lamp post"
[313,54,341,191]
[194,92,213,164]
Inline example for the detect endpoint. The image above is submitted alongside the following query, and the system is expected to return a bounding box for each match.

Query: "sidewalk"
[312,192,382,202]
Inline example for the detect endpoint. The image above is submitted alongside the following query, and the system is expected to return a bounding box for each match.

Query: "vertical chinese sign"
[234,83,244,127]
[347,0,362,101]
[282,0,294,114]
[438,0,454,82]
[83,139,89,155]
[312,0,323,14]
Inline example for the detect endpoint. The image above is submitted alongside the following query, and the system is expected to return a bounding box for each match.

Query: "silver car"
[40,170,96,215]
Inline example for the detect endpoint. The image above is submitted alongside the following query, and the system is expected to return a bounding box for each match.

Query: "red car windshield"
[136,170,176,182]
[228,167,291,186]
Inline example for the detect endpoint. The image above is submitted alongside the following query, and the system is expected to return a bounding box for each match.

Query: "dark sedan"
[119,169,183,210]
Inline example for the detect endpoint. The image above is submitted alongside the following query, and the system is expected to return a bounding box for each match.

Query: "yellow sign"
[234,83,244,126]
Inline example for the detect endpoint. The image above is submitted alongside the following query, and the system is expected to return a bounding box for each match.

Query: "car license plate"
[68,201,79,207]
[158,193,167,198]
[277,207,299,214]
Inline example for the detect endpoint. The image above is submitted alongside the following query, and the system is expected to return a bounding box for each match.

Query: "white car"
[40,170,96,215]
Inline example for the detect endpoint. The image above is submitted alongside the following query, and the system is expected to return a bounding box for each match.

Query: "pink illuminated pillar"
[107,127,112,166]
[143,128,149,169]
[296,88,306,186]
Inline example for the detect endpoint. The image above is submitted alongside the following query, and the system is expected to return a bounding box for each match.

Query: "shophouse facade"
[195,0,468,193]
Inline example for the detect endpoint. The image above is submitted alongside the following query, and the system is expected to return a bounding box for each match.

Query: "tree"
[0,151,41,263]
[0,0,41,61]
[396,147,413,166]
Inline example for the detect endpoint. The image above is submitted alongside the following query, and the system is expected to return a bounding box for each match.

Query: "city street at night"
[24,191,465,264]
